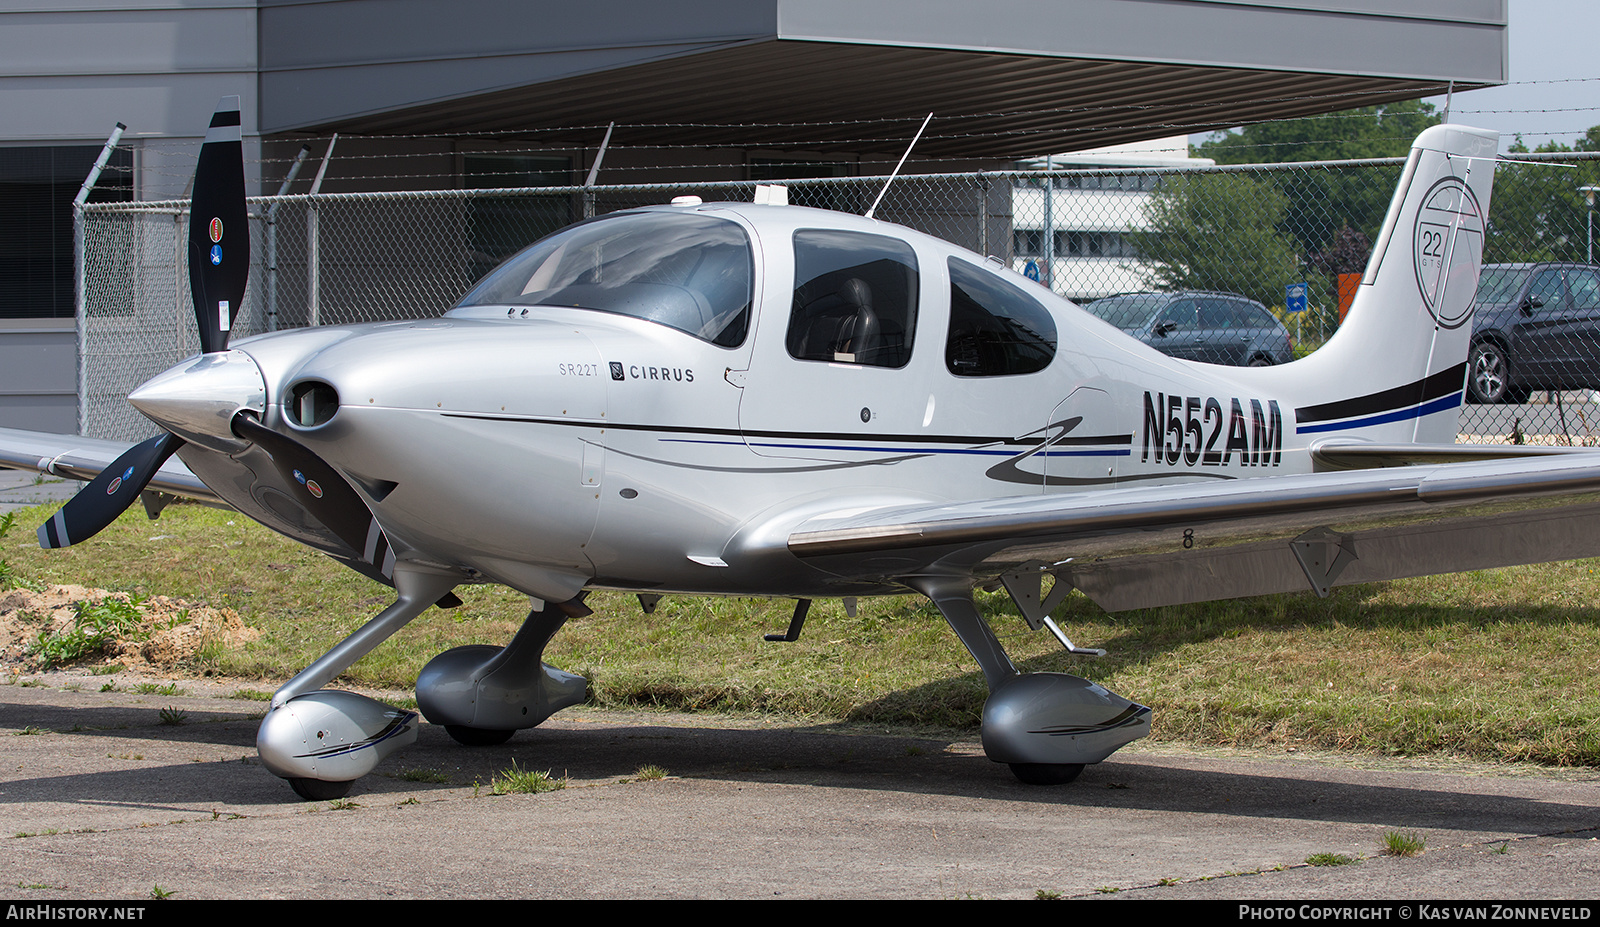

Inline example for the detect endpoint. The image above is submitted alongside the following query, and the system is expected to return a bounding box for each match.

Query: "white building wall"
[1011,136,1213,302]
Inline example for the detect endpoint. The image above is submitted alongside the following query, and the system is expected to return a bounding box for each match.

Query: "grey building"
[1,0,1508,432]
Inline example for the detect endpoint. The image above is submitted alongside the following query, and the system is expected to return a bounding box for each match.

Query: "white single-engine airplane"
[7,99,1600,800]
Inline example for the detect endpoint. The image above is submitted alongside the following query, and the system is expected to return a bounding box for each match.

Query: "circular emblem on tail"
[1412,176,1486,330]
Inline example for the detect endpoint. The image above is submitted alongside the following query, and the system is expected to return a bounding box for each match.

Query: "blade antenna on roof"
[865,112,933,220]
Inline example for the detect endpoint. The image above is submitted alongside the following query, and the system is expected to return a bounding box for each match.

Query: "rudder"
[1296,124,1499,444]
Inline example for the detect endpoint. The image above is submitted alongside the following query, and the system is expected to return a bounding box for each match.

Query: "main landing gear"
[908,575,1150,785]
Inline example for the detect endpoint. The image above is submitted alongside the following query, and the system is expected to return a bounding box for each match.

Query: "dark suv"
[1467,263,1600,403]
[1083,291,1293,366]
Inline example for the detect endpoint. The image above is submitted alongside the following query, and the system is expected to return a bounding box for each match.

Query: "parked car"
[1467,262,1600,403]
[1082,291,1293,366]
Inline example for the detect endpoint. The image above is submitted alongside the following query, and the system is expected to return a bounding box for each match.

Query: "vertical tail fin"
[1295,125,1498,444]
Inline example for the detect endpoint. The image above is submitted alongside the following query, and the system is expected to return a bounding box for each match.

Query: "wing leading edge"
[787,453,1600,612]
[0,426,217,504]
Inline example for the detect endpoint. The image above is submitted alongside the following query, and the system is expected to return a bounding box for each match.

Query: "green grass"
[135,682,183,696]
[490,761,565,795]
[1306,853,1356,867]
[7,501,1600,766]
[28,597,146,669]
[1382,831,1426,857]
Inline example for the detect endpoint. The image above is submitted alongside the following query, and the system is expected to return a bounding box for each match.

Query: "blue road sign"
[1286,281,1308,314]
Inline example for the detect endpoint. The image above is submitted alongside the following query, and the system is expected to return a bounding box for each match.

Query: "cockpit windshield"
[455,210,754,347]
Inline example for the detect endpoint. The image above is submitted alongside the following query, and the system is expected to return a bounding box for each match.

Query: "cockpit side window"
[454,211,754,347]
[788,229,918,368]
[946,257,1056,377]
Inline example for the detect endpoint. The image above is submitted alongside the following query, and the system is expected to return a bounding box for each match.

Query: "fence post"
[267,145,312,332]
[73,203,86,437]
[175,212,186,356]
[72,123,125,438]
[307,135,338,327]
[978,175,990,257]
[307,205,320,327]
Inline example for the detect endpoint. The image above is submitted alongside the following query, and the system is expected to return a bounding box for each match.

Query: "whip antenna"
[865,112,933,220]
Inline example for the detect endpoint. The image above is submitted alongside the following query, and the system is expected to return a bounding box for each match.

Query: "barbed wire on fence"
[86,77,1600,192]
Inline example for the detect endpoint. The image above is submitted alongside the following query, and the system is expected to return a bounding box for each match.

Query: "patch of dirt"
[0,583,259,675]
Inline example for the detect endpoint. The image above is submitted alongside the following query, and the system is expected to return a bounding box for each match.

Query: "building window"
[1057,231,1140,259]
[0,145,132,319]
[1015,230,1141,259]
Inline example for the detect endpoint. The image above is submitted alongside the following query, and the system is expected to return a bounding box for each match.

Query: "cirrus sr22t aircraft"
[7,99,1600,800]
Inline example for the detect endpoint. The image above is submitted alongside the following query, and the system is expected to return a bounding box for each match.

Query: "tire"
[1247,355,1274,367]
[288,777,353,801]
[1007,762,1085,785]
[444,724,515,747]
[1468,341,1521,404]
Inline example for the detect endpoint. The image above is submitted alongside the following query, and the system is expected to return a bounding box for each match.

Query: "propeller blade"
[38,432,184,549]
[189,96,249,355]
[231,414,394,577]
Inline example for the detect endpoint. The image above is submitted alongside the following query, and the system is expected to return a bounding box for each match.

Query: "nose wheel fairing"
[256,690,419,785]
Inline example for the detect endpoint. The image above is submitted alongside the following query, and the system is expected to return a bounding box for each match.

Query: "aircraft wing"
[0,426,219,505]
[787,453,1600,612]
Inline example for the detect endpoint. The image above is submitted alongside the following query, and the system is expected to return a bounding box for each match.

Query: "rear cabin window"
[946,258,1056,376]
[787,229,918,368]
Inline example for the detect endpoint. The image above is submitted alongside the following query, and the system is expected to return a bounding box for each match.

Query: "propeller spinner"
[40,97,395,579]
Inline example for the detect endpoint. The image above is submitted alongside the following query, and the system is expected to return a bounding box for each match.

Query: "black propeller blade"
[37,432,183,549]
[39,97,245,549]
[188,97,249,356]
[231,414,394,578]
[42,97,398,581]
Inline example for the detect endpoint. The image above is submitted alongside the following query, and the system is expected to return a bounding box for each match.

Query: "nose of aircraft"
[128,349,267,451]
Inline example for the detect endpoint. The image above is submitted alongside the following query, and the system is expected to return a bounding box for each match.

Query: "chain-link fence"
[79,151,1600,443]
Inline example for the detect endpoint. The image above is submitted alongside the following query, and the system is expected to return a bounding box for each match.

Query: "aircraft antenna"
[865,112,933,220]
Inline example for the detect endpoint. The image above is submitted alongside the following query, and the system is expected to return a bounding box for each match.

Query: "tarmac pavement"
[2,468,1599,902]
[2,674,1598,901]
[0,467,77,517]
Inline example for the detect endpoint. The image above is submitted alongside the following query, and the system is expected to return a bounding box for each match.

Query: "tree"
[1130,172,1302,308]
[1197,100,1440,164]
[1483,132,1600,264]
[1196,101,1438,258]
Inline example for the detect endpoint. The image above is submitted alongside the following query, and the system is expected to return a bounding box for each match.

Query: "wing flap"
[1310,438,1600,470]
[788,454,1600,611]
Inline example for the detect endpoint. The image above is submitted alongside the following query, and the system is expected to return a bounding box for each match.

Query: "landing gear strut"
[256,564,461,799]
[909,576,1149,784]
